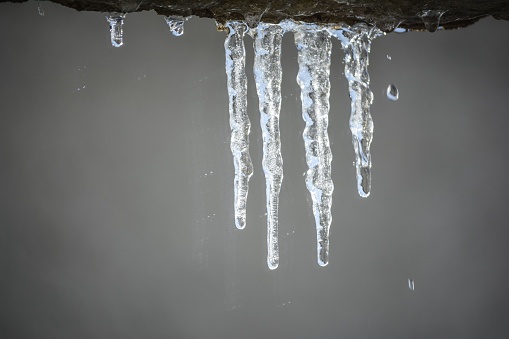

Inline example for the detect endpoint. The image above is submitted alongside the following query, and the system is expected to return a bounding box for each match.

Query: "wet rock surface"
[2,0,509,31]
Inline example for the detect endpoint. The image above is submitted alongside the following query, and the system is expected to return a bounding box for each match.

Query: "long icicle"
[338,24,381,197]
[295,26,334,266]
[225,22,253,230]
[253,23,284,270]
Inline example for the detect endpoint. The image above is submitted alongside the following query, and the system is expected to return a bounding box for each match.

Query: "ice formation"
[252,23,284,270]
[331,24,382,198]
[224,22,253,230]
[104,14,383,268]
[165,16,186,36]
[220,20,381,268]
[418,10,446,33]
[106,14,126,47]
[294,26,334,266]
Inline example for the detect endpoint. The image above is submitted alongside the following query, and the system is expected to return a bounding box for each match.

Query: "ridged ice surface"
[334,24,381,197]
[252,23,284,270]
[295,26,334,266]
[224,22,253,230]
[165,16,185,36]
[106,14,125,47]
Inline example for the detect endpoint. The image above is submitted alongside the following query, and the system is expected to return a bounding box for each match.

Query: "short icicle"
[252,23,284,270]
[336,24,381,197]
[165,16,186,36]
[224,22,253,230]
[295,26,334,266]
[106,13,126,47]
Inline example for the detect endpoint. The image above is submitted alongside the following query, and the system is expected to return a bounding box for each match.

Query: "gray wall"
[1,2,509,338]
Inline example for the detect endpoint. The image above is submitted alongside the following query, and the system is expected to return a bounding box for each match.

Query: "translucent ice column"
[295,25,334,266]
[224,22,253,230]
[106,14,126,47]
[333,24,381,197]
[252,23,284,270]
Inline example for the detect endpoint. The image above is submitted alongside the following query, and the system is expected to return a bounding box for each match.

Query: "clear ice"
[165,16,186,36]
[418,10,446,33]
[224,22,253,230]
[106,14,126,47]
[387,84,399,101]
[217,19,382,268]
[295,26,334,266]
[252,23,284,270]
[333,24,381,198]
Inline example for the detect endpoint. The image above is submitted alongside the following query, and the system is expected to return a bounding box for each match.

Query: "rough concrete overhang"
[2,0,509,31]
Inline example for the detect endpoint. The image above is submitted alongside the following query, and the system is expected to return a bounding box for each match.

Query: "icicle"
[253,23,284,270]
[333,24,381,198]
[165,16,186,36]
[224,22,253,230]
[295,26,334,266]
[106,14,125,47]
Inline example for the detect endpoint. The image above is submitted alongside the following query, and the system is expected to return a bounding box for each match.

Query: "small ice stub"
[165,16,186,36]
[106,14,126,47]
[37,0,44,16]
[295,25,334,267]
[332,24,381,198]
[418,10,446,33]
[224,21,253,230]
[387,84,399,101]
[408,278,415,291]
[252,23,284,270]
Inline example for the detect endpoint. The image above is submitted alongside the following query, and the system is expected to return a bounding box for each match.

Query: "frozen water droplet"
[165,16,185,36]
[106,14,125,47]
[386,54,391,60]
[408,278,415,291]
[386,84,399,101]
[418,10,446,33]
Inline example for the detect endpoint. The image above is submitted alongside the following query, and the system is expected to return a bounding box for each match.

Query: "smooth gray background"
[1,1,509,338]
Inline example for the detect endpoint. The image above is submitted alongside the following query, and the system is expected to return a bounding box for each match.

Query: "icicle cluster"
[222,21,381,269]
[103,14,383,268]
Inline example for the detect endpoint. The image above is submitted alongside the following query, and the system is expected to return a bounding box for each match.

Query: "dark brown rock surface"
[2,0,509,31]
